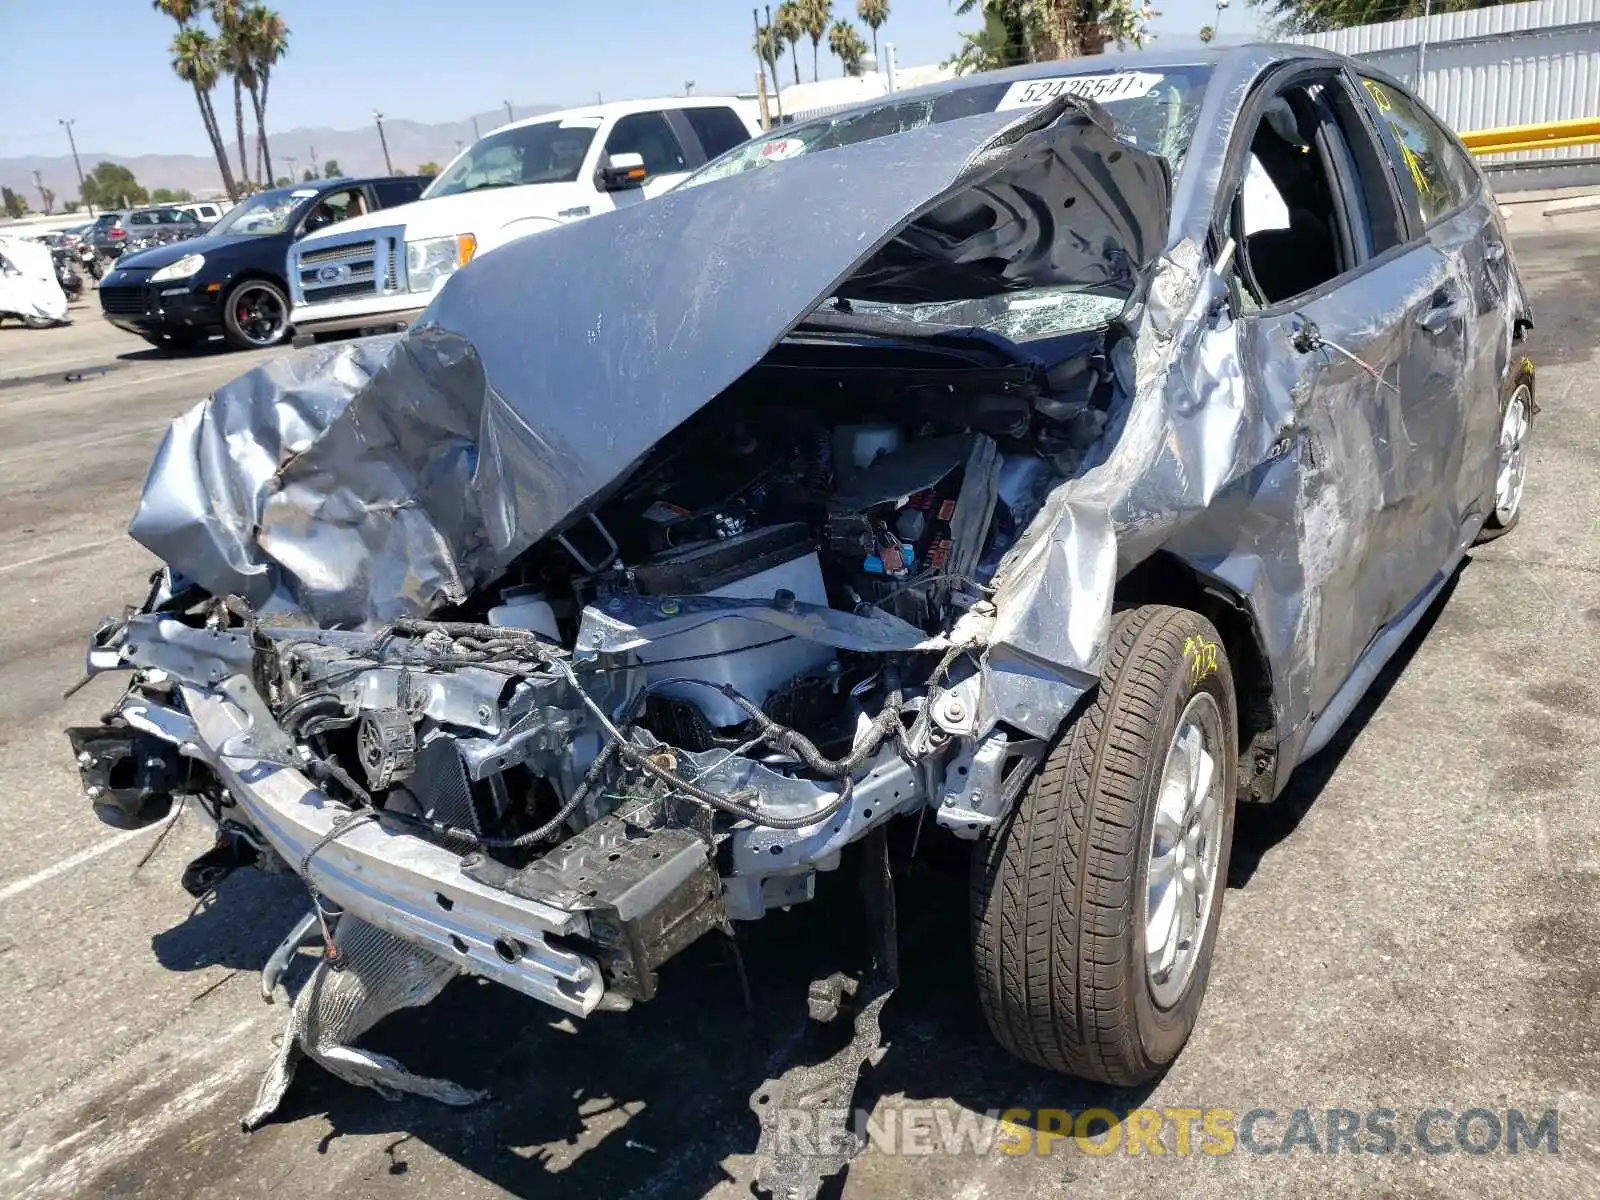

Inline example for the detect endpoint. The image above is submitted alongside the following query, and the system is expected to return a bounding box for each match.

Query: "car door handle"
[1416,292,1465,335]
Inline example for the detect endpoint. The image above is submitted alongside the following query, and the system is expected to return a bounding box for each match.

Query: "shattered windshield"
[686,65,1208,343]
[683,64,1211,189]
[844,290,1129,343]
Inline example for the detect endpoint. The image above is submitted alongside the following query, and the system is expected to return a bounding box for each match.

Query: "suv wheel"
[222,279,289,349]
[971,604,1238,1084]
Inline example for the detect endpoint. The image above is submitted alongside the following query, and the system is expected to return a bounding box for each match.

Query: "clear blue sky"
[0,0,1263,158]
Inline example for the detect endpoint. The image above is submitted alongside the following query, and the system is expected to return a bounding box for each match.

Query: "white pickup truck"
[286,97,762,339]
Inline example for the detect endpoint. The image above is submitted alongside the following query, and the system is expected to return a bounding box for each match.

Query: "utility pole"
[765,5,784,118]
[373,111,394,175]
[471,116,480,140]
[504,99,514,123]
[285,155,298,182]
[1416,0,1434,100]
[59,118,90,214]
[1213,0,1229,40]
[309,145,318,176]
[33,170,54,214]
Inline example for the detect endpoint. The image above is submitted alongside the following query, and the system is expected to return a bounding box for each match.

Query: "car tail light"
[109,227,125,239]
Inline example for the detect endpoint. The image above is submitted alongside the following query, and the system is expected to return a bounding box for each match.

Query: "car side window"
[1358,78,1477,226]
[604,111,689,178]
[374,179,423,207]
[682,107,752,160]
[301,187,368,235]
[1227,77,1404,309]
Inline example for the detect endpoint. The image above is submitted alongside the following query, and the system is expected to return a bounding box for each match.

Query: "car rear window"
[683,106,753,160]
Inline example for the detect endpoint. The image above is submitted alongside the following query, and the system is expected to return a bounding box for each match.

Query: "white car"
[286,97,762,340]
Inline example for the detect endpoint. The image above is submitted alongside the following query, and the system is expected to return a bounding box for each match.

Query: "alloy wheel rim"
[235,285,286,345]
[1144,691,1225,1009]
[1494,384,1531,524]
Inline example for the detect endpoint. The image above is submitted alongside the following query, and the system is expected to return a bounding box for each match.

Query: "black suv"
[98,176,429,350]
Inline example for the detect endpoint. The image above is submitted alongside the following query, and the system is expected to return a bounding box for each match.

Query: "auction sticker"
[758,137,805,161]
[996,72,1164,109]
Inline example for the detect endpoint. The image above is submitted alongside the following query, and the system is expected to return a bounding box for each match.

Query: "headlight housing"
[405,234,476,294]
[150,253,206,283]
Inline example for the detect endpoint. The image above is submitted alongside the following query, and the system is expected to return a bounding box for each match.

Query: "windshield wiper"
[460,180,521,192]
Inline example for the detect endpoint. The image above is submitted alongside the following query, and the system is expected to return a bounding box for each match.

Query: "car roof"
[807,43,1343,113]
[483,95,754,138]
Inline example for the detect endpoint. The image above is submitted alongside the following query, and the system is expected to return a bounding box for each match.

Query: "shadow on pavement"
[1228,564,1463,888]
[129,565,1467,1197]
[150,867,309,973]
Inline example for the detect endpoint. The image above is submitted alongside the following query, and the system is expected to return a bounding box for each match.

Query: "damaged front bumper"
[71,605,1049,1023]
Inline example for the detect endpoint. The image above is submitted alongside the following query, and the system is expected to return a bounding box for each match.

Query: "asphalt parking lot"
[1,208,1597,1199]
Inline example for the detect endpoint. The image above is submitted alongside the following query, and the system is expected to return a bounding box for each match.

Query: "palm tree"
[754,23,787,114]
[154,0,237,199]
[797,0,832,82]
[244,6,288,185]
[211,0,255,189]
[775,2,805,85]
[828,20,868,74]
[953,0,1032,69]
[856,0,889,62]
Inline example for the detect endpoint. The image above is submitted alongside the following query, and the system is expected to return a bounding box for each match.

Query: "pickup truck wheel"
[970,604,1238,1084]
[222,279,289,348]
[1476,359,1535,543]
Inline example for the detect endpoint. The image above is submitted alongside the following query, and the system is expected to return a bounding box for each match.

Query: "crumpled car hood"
[130,97,1170,627]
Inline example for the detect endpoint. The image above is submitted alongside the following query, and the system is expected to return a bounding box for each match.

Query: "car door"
[1221,67,1466,721]
[595,109,695,211]
[1355,75,1507,543]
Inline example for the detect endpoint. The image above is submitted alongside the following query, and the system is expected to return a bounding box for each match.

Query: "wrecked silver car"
[70,46,1534,1126]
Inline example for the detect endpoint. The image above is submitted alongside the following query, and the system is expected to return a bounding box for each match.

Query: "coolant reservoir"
[834,423,903,484]
[488,587,561,643]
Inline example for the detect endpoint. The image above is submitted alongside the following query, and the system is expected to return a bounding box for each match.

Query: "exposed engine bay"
[78,323,1129,1010]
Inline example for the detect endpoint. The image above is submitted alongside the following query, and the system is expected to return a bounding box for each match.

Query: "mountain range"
[0,105,560,204]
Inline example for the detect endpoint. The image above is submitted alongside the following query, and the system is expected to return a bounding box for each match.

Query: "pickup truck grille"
[291,228,405,308]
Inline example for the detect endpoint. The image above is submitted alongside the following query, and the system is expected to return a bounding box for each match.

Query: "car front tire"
[221,279,290,349]
[971,604,1238,1084]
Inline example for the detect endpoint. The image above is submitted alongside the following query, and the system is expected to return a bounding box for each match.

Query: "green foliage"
[1259,0,1497,35]
[828,19,869,74]
[948,0,1155,72]
[302,168,316,182]
[856,0,889,58]
[417,162,443,176]
[775,2,805,84]
[81,162,149,210]
[323,160,342,179]
[796,0,833,81]
[150,187,196,203]
[2,187,29,218]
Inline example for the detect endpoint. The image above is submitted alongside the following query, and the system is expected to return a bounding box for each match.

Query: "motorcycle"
[52,248,84,301]
[76,242,103,281]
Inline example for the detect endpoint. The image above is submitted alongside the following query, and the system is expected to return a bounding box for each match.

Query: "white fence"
[1295,0,1600,189]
